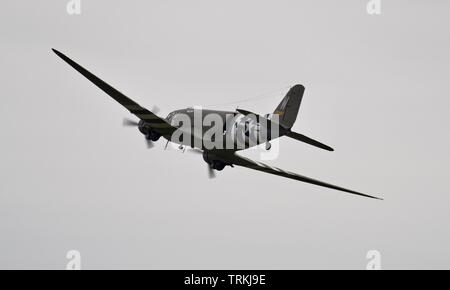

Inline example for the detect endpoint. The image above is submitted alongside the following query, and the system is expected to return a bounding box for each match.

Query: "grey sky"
[1,0,449,269]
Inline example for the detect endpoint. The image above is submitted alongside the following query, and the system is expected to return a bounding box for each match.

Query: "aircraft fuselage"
[158,108,285,151]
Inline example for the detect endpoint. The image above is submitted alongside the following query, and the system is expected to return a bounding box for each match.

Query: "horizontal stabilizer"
[286,131,334,151]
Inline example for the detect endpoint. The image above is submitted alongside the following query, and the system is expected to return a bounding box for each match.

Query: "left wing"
[52,49,177,138]
[215,151,382,200]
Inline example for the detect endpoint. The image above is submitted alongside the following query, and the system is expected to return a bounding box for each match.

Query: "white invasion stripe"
[274,167,286,173]
[260,163,272,169]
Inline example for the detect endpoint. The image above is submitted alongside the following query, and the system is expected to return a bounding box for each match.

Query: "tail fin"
[273,84,304,129]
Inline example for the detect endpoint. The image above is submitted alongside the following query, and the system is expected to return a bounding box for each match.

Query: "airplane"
[52,48,382,200]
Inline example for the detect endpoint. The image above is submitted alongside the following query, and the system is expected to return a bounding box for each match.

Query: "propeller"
[186,148,217,179]
[122,104,161,149]
[122,105,160,127]
[208,165,216,179]
[151,105,160,114]
[123,118,139,127]
[146,138,154,149]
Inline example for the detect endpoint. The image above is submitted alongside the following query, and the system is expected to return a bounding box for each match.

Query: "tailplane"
[286,131,334,151]
[274,84,333,151]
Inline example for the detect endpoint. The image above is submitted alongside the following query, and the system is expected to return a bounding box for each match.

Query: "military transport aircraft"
[52,49,381,200]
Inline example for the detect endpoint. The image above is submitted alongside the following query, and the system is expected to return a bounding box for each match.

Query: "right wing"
[215,151,382,200]
[52,49,177,138]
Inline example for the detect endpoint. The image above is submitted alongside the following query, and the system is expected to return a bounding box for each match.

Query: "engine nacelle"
[202,151,226,171]
[138,120,148,135]
[138,120,161,141]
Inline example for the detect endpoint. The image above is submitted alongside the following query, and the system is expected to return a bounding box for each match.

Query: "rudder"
[273,84,304,129]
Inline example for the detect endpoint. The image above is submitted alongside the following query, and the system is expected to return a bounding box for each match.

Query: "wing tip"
[363,193,384,200]
[341,188,383,200]
[51,48,64,58]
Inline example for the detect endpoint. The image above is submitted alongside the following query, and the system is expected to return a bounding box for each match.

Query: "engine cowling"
[146,131,160,142]
[138,120,148,135]
[202,151,226,171]
[138,120,161,141]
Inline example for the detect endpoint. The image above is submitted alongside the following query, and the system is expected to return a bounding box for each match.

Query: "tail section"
[273,84,334,152]
[286,131,334,151]
[273,84,304,129]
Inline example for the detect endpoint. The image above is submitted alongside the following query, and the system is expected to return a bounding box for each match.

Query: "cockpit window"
[166,112,174,120]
